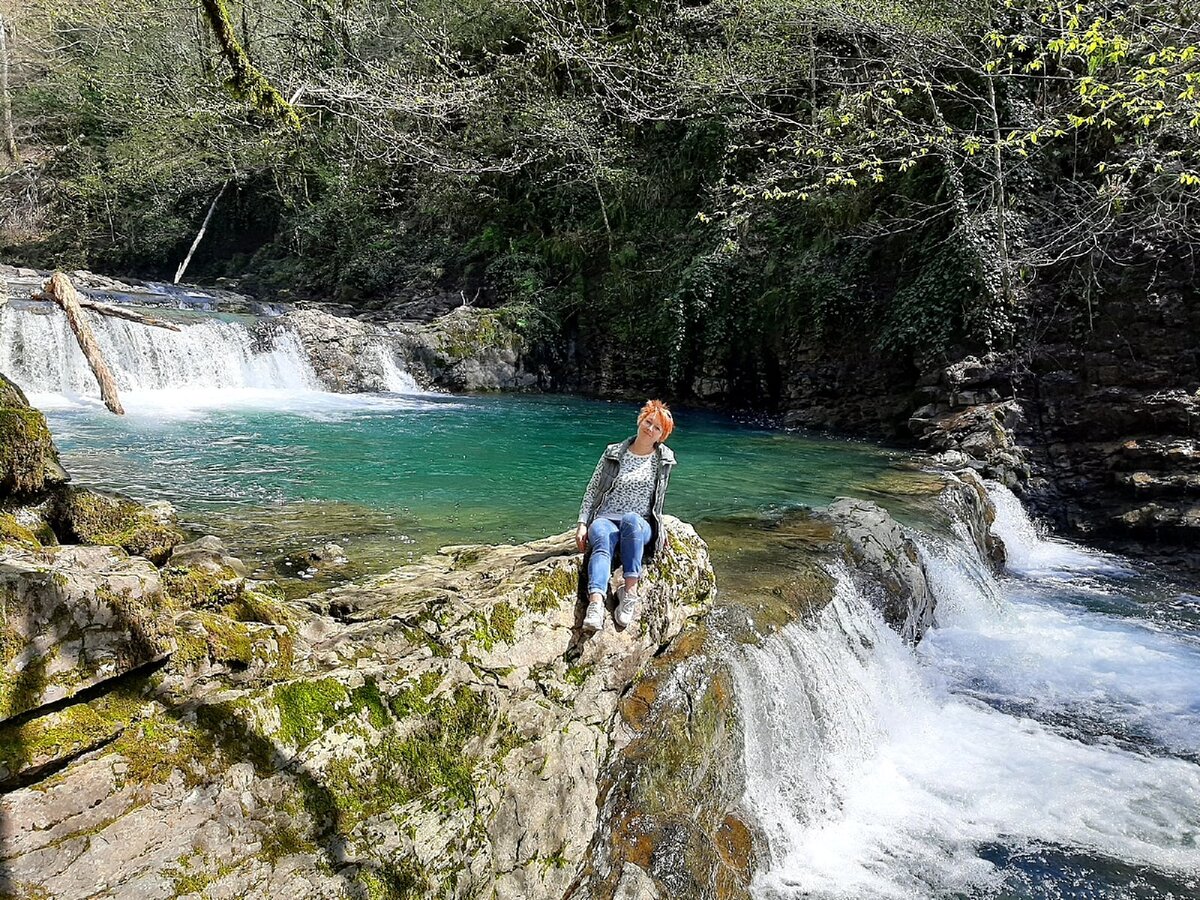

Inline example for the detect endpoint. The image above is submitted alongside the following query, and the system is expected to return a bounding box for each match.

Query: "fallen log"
[40,272,125,415]
[28,290,183,332]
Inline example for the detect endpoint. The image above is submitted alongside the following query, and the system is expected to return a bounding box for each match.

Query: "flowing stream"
[4,303,1198,896]
[735,485,1200,899]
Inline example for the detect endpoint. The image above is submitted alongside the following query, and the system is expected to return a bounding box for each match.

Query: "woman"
[575,399,676,632]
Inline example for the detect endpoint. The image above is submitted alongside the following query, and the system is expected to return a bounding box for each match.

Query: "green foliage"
[5,0,1196,401]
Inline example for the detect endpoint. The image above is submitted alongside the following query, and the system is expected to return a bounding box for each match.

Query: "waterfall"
[0,304,320,403]
[369,344,422,393]
[736,486,1200,899]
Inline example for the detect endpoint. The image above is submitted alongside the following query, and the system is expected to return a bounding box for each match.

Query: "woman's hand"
[575,523,588,552]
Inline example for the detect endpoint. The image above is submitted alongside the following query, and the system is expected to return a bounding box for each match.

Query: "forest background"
[0,0,1196,409]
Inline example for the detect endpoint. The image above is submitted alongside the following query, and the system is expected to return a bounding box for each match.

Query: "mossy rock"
[0,372,29,408]
[53,487,184,564]
[0,682,146,785]
[0,513,40,549]
[439,310,517,362]
[0,407,67,499]
[163,565,244,610]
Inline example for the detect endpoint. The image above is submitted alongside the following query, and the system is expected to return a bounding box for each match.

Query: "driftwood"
[175,180,229,284]
[29,290,183,332]
[40,273,125,415]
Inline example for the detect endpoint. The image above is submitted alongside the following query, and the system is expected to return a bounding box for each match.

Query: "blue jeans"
[587,513,652,596]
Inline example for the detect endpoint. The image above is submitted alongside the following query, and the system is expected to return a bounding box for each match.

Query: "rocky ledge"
[274,306,538,394]
[0,514,713,900]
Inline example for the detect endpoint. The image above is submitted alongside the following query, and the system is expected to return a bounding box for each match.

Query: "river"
[3,301,1198,898]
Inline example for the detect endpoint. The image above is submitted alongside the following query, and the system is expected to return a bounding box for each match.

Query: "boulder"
[826,498,935,643]
[0,373,69,498]
[170,534,249,577]
[50,486,185,565]
[391,307,537,392]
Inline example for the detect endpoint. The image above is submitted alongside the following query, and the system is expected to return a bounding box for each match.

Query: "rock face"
[1005,290,1200,568]
[277,306,537,394]
[826,470,1005,643]
[0,545,171,726]
[0,372,69,498]
[0,517,714,900]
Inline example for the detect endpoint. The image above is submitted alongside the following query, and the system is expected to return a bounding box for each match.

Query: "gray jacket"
[580,437,677,559]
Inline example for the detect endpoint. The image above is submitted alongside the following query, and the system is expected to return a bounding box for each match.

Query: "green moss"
[401,626,450,658]
[94,584,172,662]
[350,679,391,730]
[193,698,277,774]
[526,565,577,613]
[222,589,292,625]
[110,715,216,789]
[0,513,40,548]
[0,651,48,722]
[388,671,443,719]
[339,684,491,816]
[164,565,242,609]
[272,678,351,748]
[164,853,235,897]
[195,611,255,667]
[441,311,511,362]
[0,407,59,497]
[258,821,318,862]
[563,662,593,686]
[471,601,518,651]
[0,682,144,779]
[355,860,431,900]
[58,489,183,564]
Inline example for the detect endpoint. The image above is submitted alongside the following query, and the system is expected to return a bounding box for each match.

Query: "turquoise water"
[43,392,905,581]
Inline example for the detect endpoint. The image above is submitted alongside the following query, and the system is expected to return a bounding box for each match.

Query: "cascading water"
[0,304,425,411]
[736,485,1200,899]
[0,304,319,402]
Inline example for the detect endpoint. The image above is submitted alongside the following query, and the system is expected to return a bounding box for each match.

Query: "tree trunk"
[41,273,125,415]
[986,72,1012,306]
[174,180,229,284]
[0,14,19,163]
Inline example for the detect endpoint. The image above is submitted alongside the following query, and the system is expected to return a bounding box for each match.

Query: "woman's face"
[638,414,665,442]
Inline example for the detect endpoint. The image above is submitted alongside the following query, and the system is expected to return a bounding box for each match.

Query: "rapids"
[735,485,1200,899]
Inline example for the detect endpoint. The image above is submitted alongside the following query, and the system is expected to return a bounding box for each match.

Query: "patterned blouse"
[578,450,657,523]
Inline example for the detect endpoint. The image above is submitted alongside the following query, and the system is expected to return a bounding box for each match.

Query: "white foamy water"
[737,490,1200,899]
[0,305,431,415]
[987,481,1132,578]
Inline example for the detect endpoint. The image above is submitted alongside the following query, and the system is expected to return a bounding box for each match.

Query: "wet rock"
[826,498,935,643]
[944,470,1008,569]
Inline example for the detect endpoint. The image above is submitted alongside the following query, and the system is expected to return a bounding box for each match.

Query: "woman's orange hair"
[638,399,674,443]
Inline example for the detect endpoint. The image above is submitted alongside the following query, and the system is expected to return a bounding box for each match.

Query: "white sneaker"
[614,586,638,628]
[583,598,605,633]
